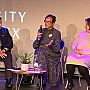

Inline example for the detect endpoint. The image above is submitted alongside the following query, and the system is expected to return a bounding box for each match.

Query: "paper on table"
[7,69,21,72]
[27,70,41,73]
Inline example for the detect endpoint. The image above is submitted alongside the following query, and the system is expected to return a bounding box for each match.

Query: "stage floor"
[0,71,88,90]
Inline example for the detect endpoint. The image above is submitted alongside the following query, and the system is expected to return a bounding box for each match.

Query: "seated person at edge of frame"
[0,16,13,88]
[65,18,90,90]
[33,14,61,87]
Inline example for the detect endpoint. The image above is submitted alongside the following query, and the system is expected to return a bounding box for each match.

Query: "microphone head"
[40,25,42,33]
[40,25,42,28]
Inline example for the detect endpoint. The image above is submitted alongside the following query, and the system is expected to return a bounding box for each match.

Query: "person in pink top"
[65,18,90,90]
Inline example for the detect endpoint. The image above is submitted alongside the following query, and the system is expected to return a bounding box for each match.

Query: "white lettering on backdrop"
[0,11,27,39]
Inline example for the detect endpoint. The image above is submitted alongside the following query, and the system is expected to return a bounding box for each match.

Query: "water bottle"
[0,40,2,50]
[34,54,39,71]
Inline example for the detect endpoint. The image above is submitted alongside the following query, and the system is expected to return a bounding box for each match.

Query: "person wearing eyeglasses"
[33,14,61,87]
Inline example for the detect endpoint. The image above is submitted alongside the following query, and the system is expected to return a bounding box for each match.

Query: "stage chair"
[74,67,90,87]
[60,40,82,87]
[59,40,68,84]
[65,67,82,89]
[74,67,82,87]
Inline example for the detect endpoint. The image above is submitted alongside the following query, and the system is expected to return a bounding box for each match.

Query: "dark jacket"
[0,27,13,51]
[33,28,61,57]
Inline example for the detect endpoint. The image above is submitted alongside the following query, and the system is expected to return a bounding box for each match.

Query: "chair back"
[60,40,64,49]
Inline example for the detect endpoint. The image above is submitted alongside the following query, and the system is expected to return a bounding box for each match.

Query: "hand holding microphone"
[37,32,42,40]
[37,25,43,41]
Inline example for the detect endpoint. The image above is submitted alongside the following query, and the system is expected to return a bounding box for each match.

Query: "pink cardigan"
[66,30,90,68]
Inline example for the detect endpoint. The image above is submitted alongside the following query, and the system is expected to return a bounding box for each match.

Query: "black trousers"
[1,51,12,80]
[66,64,90,86]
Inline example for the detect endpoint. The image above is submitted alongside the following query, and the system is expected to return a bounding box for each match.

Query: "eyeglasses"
[44,20,52,23]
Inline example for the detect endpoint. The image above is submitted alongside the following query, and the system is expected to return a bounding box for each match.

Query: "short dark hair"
[85,18,90,29]
[44,14,56,23]
[0,17,2,20]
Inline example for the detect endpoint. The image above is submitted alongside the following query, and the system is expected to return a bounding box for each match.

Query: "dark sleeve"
[33,28,44,49]
[33,38,40,49]
[4,29,13,50]
[50,31,61,53]
[33,29,41,49]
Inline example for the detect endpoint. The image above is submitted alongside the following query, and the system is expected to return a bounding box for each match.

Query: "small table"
[7,68,47,90]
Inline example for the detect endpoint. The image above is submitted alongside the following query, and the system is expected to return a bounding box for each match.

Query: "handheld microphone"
[39,25,42,33]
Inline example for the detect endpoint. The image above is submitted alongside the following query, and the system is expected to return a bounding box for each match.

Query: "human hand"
[74,47,83,55]
[0,50,4,54]
[37,32,42,40]
[46,40,53,47]
[0,53,7,59]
